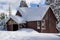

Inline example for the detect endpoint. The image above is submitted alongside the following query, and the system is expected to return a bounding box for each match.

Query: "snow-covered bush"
[0,26,4,30]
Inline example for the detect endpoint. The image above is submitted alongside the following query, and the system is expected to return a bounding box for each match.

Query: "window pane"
[37,26,40,29]
[37,21,40,29]
[41,20,45,26]
[41,20,46,29]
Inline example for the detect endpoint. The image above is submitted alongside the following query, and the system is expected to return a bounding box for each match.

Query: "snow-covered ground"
[0,28,60,40]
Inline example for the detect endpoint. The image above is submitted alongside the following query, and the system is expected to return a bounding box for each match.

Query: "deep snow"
[0,28,60,40]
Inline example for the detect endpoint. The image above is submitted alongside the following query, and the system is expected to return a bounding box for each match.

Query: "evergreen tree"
[0,13,5,20]
[0,13,7,20]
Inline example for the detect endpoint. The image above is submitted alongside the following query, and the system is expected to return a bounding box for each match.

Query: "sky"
[0,0,46,15]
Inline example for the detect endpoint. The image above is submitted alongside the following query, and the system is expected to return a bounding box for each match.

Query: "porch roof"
[6,15,26,24]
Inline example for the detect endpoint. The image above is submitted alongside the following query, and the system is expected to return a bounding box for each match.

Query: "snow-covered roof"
[18,5,50,21]
[57,22,60,28]
[6,15,26,24]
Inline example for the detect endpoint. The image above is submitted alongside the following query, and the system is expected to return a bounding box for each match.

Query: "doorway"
[13,24,18,31]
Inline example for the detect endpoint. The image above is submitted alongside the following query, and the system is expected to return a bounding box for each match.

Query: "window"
[41,20,45,27]
[41,20,46,29]
[37,21,40,29]
[37,26,40,29]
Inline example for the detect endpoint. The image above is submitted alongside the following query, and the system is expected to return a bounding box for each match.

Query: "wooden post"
[18,24,20,30]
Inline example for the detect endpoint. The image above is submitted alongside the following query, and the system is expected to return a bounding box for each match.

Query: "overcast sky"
[0,0,45,15]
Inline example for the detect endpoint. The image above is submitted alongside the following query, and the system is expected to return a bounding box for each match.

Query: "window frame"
[37,21,41,29]
[41,20,46,30]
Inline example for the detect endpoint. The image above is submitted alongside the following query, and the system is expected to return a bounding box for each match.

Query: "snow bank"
[0,28,60,40]
[17,28,39,36]
[18,28,38,34]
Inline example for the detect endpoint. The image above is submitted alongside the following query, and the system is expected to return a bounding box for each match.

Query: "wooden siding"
[6,18,23,31]
[27,21,41,32]
[48,8,58,33]
[42,8,58,33]
[6,18,17,25]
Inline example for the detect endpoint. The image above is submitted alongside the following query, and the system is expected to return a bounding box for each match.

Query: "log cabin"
[5,5,59,33]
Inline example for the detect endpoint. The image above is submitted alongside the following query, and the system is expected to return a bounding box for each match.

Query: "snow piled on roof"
[6,15,26,24]
[0,28,60,40]
[19,5,50,21]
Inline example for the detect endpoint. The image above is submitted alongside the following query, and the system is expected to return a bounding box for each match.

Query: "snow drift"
[0,28,60,40]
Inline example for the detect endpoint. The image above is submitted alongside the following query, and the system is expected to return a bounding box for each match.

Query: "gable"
[6,18,17,25]
[43,7,57,21]
[48,7,57,21]
[16,10,22,17]
[50,8,57,21]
